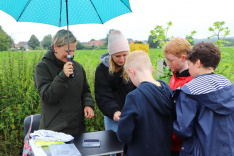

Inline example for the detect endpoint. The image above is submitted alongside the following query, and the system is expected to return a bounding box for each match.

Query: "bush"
[95,45,107,50]
[0,51,42,155]
[0,48,233,155]
[0,50,107,155]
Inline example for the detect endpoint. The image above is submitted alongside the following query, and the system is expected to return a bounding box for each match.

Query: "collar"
[196,72,214,78]
[175,69,190,77]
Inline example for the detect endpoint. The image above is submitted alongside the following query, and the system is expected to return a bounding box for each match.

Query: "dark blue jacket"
[117,81,174,156]
[173,74,234,156]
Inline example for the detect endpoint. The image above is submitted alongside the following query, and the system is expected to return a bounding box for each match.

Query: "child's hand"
[113,111,121,121]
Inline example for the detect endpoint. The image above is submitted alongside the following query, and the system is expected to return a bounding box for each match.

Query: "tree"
[28,34,40,50]
[104,29,115,46]
[128,38,133,42]
[0,26,13,51]
[76,41,84,49]
[150,21,173,48]
[225,38,234,46]
[185,30,197,46]
[133,41,144,44]
[148,35,159,48]
[18,45,25,51]
[42,34,52,49]
[208,21,230,47]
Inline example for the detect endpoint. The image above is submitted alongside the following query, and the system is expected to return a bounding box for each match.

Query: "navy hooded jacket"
[173,73,234,156]
[117,81,174,156]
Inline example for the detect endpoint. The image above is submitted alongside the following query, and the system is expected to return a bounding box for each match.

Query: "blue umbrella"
[0,0,132,77]
[0,0,131,27]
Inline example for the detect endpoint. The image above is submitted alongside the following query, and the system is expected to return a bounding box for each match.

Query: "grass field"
[0,47,233,155]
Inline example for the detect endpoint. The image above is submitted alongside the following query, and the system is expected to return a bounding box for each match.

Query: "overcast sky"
[0,0,233,43]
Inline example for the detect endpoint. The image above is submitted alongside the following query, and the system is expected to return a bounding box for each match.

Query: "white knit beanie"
[108,30,129,55]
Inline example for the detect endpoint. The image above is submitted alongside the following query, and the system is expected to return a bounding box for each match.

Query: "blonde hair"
[52,29,77,48]
[108,55,121,74]
[163,37,191,58]
[108,51,130,75]
[123,51,151,81]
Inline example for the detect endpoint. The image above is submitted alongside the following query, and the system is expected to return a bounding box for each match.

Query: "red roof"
[87,40,103,46]
[129,41,134,44]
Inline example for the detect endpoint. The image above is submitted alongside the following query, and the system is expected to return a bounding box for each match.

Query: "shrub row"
[0,48,233,155]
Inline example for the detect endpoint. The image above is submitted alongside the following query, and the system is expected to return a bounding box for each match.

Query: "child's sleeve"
[173,91,198,139]
[116,94,137,143]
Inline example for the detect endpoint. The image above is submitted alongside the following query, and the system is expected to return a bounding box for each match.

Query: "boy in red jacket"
[163,37,192,156]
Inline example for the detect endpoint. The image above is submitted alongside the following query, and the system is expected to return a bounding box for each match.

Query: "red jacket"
[169,71,192,151]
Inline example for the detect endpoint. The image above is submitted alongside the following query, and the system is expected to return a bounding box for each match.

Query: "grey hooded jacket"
[94,53,136,119]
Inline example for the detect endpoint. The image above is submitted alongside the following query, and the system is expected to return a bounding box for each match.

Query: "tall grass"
[0,47,233,155]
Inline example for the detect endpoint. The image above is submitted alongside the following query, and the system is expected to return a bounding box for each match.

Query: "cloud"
[0,0,233,43]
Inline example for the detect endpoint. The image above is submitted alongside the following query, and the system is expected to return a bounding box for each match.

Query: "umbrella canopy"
[0,0,132,78]
[0,0,132,27]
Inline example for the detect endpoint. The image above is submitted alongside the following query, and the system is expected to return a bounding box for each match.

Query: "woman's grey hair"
[51,29,77,48]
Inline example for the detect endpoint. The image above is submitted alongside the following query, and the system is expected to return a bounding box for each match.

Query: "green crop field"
[0,47,233,155]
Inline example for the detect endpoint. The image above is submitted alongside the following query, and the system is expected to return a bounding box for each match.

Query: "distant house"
[11,42,17,49]
[129,41,134,44]
[40,41,43,47]
[81,42,88,45]
[87,40,103,47]
[17,42,29,49]
[143,40,148,44]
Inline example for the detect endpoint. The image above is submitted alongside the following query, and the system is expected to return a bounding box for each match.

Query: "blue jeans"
[104,116,119,156]
[104,116,118,132]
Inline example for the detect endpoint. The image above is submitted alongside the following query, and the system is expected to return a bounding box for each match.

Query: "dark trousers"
[171,150,180,156]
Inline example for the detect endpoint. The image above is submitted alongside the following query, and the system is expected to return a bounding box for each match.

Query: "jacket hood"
[182,84,234,115]
[138,81,173,115]
[100,53,109,67]
[42,48,72,68]
[42,48,56,60]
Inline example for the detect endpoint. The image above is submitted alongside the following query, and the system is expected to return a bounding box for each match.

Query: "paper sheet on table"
[35,141,65,147]
[49,143,81,156]
[30,129,74,142]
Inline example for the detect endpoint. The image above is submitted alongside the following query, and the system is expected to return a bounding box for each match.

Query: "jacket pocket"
[180,143,194,154]
[51,121,68,132]
[180,138,201,156]
[45,109,63,128]
[180,137,194,154]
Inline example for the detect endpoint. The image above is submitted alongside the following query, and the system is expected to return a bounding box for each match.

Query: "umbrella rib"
[120,0,132,12]
[17,0,32,21]
[89,0,103,24]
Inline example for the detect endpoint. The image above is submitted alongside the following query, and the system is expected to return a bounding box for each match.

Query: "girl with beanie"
[95,30,136,147]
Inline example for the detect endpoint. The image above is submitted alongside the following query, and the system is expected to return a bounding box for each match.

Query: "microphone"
[67,55,74,78]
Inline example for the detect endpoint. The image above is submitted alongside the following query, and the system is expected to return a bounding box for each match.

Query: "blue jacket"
[117,81,174,156]
[173,74,234,156]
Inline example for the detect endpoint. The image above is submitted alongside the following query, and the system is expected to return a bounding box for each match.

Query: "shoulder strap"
[22,115,34,156]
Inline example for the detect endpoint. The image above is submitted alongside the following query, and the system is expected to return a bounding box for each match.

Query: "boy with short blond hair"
[117,51,174,156]
[163,37,192,155]
[173,42,234,155]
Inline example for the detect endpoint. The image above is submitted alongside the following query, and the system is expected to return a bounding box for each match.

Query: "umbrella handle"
[67,55,74,78]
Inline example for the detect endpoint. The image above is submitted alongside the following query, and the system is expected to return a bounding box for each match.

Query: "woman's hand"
[84,106,94,119]
[63,62,73,77]
[113,111,121,121]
